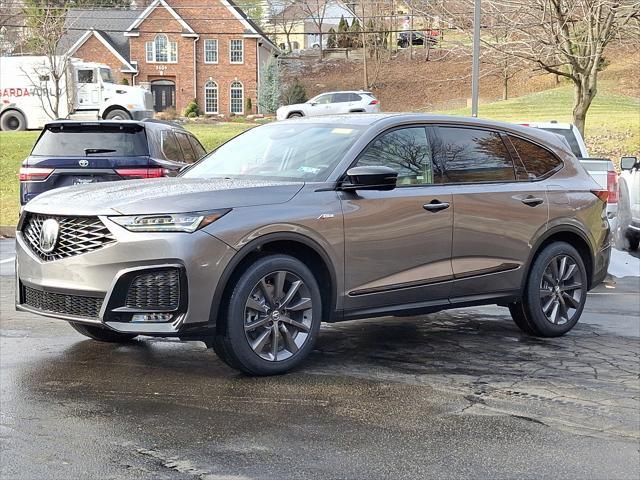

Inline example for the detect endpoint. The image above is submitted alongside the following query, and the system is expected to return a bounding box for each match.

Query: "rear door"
[430,125,549,300]
[341,125,454,313]
[22,123,150,204]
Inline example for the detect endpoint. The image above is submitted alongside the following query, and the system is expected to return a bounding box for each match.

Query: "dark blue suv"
[19,120,207,205]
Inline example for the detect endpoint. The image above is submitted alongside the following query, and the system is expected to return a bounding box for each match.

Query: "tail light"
[591,189,609,203]
[19,167,53,181]
[369,99,379,105]
[115,168,167,179]
[606,169,618,204]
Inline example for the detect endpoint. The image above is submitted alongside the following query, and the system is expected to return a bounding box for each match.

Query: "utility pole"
[361,3,368,89]
[471,0,481,117]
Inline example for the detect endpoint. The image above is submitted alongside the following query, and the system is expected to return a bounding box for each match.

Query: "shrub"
[120,77,129,85]
[281,78,307,105]
[183,99,200,117]
[246,97,253,114]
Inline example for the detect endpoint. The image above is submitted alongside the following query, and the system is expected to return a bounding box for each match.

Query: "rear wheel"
[213,254,322,375]
[69,322,138,342]
[104,108,131,120]
[0,110,26,131]
[509,242,588,337]
[287,112,303,118]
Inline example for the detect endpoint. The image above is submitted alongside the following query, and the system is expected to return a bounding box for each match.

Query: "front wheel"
[69,322,138,342]
[509,242,588,337]
[0,110,26,131]
[104,108,131,120]
[287,112,303,119]
[214,254,322,375]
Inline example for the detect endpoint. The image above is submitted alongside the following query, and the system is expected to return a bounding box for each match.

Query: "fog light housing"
[131,313,174,323]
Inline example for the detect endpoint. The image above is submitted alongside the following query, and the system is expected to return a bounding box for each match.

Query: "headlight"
[109,209,230,233]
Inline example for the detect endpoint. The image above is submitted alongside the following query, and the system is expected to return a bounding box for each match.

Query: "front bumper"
[15,215,236,336]
[131,109,154,120]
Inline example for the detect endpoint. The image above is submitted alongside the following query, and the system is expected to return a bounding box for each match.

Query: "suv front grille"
[22,214,115,262]
[125,269,181,310]
[23,286,103,318]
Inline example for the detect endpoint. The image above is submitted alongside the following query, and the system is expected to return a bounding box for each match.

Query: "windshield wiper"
[84,148,116,155]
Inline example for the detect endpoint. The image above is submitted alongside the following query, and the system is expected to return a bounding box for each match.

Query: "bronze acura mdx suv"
[16,114,611,375]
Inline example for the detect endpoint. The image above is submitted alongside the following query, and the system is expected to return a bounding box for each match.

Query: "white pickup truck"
[618,156,640,251]
[521,121,618,230]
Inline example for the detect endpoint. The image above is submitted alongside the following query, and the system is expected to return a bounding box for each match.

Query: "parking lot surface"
[1,239,638,479]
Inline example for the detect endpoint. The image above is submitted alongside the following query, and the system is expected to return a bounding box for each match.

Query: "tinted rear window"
[508,135,562,179]
[32,125,148,156]
[432,127,515,183]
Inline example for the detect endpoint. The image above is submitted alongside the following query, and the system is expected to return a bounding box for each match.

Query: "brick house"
[63,0,279,116]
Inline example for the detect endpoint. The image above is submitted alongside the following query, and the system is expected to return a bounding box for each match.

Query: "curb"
[0,226,16,238]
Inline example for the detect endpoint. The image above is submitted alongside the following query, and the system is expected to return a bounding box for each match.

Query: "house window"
[230,81,243,114]
[204,39,218,63]
[204,80,218,114]
[230,39,243,63]
[145,34,177,63]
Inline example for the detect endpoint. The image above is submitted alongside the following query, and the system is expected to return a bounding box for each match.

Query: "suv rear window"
[508,135,562,179]
[32,124,148,157]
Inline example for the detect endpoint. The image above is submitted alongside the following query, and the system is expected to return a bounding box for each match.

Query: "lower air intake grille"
[23,286,103,318]
[125,268,181,310]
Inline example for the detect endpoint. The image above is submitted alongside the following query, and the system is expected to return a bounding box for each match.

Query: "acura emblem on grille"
[78,159,89,167]
[39,218,60,253]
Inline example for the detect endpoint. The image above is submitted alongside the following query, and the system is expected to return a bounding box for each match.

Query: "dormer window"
[146,34,178,63]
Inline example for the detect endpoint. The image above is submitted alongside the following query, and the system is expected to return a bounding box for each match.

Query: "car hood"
[24,177,305,216]
[279,102,307,111]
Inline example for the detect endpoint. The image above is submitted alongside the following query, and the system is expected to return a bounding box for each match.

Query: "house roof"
[60,8,138,61]
[125,0,196,36]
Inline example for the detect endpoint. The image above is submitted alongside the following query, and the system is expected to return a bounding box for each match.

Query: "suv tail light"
[591,189,609,203]
[607,169,618,204]
[19,167,53,181]
[116,168,167,179]
[369,99,379,105]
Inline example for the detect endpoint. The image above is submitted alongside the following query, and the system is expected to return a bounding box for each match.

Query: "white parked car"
[276,91,380,120]
[617,156,640,251]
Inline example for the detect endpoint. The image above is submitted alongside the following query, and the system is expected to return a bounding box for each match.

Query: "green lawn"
[0,122,253,226]
[437,86,640,160]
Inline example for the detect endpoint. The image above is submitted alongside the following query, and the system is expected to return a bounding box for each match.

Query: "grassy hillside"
[437,86,640,160]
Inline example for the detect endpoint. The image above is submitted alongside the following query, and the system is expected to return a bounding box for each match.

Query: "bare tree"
[299,0,329,60]
[483,29,528,100]
[267,0,304,51]
[21,0,71,119]
[479,0,640,135]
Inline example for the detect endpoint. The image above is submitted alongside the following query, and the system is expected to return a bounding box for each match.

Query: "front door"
[76,68,101,110]
[341,126,454,313]
[151,80,176,112]
[430,125,550,299]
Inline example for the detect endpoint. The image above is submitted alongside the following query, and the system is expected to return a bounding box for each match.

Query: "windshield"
[183,123,364,182]
[100,68,114,84]
[32,124,148,157]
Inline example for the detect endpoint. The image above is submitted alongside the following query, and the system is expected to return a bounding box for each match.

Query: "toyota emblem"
[79,159,89,167]
[39,218,60,254]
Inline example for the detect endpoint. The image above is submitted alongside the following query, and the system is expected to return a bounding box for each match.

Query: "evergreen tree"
[337,15,349,48]
[349,18,362,48]
[282,78,307,105]
[258,56,281,114]
[327,27,338,49]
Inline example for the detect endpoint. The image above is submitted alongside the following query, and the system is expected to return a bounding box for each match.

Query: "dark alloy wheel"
[509,242,588,337]
[214,254,322,375]
[69,322,138,342]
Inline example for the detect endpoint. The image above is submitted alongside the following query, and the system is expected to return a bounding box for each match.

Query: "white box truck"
[0,56,154,130]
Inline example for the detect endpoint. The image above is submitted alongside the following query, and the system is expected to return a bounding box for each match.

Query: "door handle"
[423,201,450,212]
[521,196,544,207]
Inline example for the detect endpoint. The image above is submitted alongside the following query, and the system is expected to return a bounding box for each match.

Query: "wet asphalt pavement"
[1,238,639,480]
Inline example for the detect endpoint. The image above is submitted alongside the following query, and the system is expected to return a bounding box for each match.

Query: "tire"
[69,322,138,342]
[1,110,26,131]
[627,233,640,251]
[214,254,322,375]
[509,242,588,337]
[615,181,633,250]
[104,108,131,120]
[287,112,303,118]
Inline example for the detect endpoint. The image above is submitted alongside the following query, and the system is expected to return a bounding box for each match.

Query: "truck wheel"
[627,233,640,251]
[104,109,131,120]
[69,322,138,342]
[0,110,26,131]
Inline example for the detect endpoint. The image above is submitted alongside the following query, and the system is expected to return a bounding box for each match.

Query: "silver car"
[16,114,612,375]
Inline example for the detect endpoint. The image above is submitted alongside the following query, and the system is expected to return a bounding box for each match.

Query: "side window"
[313,94,332,105]
[77,69,95,83]
[431,127,515,183]
[348,93,362,102]
[357,127,433,185]
[161,130,182,161]
[175,132,197,163]
[188,136,206,160]
[332,92,351,103]
[508,135,562,179]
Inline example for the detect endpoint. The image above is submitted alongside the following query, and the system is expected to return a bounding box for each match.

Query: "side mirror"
[620,156,638,171]
[342,166,398,191]
[308,101,317,106]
